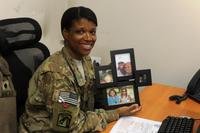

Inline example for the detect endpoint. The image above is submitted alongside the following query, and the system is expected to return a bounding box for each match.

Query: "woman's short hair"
[61,6,97,32]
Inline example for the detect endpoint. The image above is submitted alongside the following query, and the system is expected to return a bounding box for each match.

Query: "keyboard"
[158,116,194,133]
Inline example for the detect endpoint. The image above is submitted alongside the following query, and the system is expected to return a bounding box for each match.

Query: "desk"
[102,83,200,133]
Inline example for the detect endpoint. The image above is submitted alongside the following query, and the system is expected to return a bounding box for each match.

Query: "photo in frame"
[95,81,140,110]
[135,69,152,87]
[110,48,136,82]
[94,64,115,88]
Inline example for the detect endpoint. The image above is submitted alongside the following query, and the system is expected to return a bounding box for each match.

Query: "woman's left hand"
[116,104,142,117]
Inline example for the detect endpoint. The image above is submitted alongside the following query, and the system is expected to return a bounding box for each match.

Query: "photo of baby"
[99,69,113,84]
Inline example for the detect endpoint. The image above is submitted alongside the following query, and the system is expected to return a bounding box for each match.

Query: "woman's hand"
[116,104,142,117]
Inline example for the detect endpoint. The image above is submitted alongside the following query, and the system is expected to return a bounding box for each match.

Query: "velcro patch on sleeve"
[57,111,72,128]
[58,91,78,106]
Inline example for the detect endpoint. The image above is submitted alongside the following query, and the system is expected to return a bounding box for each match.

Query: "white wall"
[0,0,67,52]
[69,0,200,88]
[1,0,200,88]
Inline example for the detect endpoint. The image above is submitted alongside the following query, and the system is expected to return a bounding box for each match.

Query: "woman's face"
[63,18,97,59]
[121,89,127,96]
[110,90,116,97]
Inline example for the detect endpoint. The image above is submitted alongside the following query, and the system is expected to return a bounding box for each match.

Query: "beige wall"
[1,0,200,88]
[0,0,67,52]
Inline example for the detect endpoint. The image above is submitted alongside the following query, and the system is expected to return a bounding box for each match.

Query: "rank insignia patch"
[57,112,72,128]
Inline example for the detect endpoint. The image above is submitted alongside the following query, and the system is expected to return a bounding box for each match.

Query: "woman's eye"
[72,29,96,36]
[90,30,96,35]
[74,30,85,34]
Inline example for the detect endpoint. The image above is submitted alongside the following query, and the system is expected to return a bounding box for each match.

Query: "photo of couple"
[117,61,132,77]
[107,85,135,106]
[115,53,133,77]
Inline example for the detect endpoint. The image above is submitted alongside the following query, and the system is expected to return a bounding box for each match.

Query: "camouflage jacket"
[19,46,119,133]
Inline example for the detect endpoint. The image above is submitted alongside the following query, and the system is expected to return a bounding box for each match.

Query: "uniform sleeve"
[97,109,119,123]
[38,72,119,133]
[80,109,119,132]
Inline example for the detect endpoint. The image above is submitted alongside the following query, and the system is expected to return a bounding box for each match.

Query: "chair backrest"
[0,17,50,121]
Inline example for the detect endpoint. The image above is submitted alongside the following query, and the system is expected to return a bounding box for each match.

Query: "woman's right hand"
[116,104,142,117]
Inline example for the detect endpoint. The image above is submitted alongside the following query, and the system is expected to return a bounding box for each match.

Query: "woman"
[19,6,141,132]
[107,88,120,105]
[120,87,133,104]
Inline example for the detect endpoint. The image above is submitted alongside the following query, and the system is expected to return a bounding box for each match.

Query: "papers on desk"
[110,116,161,133]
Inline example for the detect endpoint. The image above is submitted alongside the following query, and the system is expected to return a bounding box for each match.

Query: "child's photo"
[99,69,113,84]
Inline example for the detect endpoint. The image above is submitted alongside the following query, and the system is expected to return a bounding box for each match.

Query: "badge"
[57,112,72,128]
[58,91,78,106]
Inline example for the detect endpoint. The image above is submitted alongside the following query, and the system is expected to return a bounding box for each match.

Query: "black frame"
[94,64,115,88]
[95,81,140,110]
[135,69,152,86]
[110,48,136,82]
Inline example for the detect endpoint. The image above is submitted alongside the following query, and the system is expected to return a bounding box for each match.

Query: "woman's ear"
[62,29,70,40]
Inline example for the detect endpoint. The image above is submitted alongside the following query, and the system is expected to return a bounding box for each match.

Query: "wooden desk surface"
[102,83,200,133]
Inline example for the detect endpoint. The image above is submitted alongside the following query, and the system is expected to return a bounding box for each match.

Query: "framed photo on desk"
[110,48,136,82]
[95,81,140,110]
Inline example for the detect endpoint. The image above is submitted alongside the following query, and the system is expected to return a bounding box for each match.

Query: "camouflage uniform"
[19,46,119,133]
[0,55,15,97]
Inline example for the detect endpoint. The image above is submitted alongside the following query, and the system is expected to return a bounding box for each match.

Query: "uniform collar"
[62,46,94,86]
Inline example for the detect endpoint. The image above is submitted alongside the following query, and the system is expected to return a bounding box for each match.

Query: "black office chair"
[0,17,50,122]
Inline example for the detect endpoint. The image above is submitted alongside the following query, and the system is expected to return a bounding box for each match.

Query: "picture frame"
[95,81,140,110]
[110,48,136,82]
[94,64,115,88]
[135,69,152,87]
